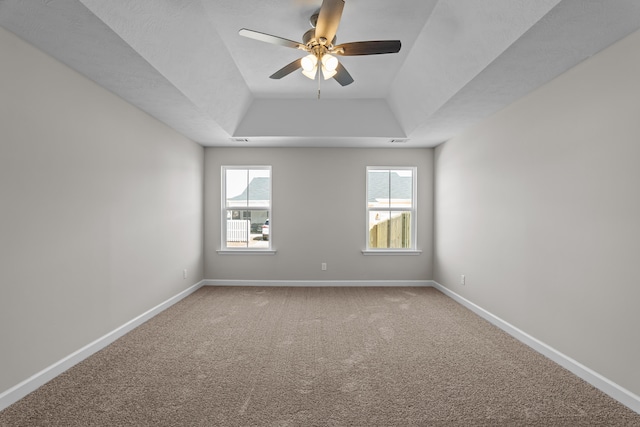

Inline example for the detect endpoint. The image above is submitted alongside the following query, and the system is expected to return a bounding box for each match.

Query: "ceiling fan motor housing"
[303,28,336,51]
[309,11,319,28]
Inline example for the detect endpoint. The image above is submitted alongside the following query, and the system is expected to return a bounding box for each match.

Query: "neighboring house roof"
[230,174,409,203]
[230,177,270,201]
[368,171,412,202]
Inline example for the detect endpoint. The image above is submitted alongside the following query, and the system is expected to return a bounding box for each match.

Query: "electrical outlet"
[183,269,188,279]
[321,262,327,271]
[460,274,465,286]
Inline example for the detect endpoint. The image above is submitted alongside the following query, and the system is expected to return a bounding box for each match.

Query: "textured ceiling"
[2,0,640,148]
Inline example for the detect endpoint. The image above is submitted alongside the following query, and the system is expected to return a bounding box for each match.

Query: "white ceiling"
[2,0,640,148]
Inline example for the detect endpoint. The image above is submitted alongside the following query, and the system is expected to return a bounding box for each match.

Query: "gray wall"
[204,148,433,281]
[0,27,204,393]
[434,29,640,396]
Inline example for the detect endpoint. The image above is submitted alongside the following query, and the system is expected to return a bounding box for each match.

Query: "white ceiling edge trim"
[212,137,413,149]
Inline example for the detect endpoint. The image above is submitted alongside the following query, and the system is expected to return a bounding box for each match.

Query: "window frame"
[219,165,275,254]
[363,166,420,255]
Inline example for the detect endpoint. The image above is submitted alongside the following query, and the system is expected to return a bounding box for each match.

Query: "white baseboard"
[0,280,205,412]
[431,281,640,414]
[204,279,433,287]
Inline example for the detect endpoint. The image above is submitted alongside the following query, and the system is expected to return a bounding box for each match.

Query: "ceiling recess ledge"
[235,98,406,139]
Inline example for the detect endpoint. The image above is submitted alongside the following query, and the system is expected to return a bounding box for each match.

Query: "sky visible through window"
[225,169,270,201]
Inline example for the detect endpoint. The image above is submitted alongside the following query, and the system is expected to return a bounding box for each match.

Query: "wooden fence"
[369,212,411,248]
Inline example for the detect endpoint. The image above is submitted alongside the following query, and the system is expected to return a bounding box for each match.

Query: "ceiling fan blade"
[270,58,303,79]
[239,29,303,49]
[315,0,344,43]
[333,62,354,86]
[334,40,401,56]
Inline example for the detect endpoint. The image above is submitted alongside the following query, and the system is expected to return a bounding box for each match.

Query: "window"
[366,167,417,251]
[222,166,271,250]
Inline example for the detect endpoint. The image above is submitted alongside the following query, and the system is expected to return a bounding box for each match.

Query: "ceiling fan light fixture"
[320,53,338,80]
[321,54,338,72]
[301,54,317,71]
[239,0,402,89]
[302,67,318,80]
[301,54,318,79]
[321,66,337,80]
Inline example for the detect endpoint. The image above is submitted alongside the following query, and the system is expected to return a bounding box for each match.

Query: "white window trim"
[361,249,422,255]
[364,166,418,253]
[221,165,273,253]
[217,249,277,255]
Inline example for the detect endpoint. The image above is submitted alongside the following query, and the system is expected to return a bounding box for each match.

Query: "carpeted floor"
[1,286,639,426]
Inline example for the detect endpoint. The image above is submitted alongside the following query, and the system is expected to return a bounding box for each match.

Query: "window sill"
[217,249,277,255]
[361,250,422,256]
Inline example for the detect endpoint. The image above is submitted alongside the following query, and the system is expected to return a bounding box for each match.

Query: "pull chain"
[317,65,321,99]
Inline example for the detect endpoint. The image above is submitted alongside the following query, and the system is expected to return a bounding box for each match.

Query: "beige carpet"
[1,286,639,426]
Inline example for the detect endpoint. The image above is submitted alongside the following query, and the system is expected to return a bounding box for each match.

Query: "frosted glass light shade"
[321,54,338,72]
[301,54,318,71]
[321,66,337,80]
[302,67,317,80]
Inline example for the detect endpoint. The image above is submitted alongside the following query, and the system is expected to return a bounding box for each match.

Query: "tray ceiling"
[2,0,640,147]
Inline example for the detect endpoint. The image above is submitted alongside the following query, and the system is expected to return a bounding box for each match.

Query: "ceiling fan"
[239,0,401,90]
